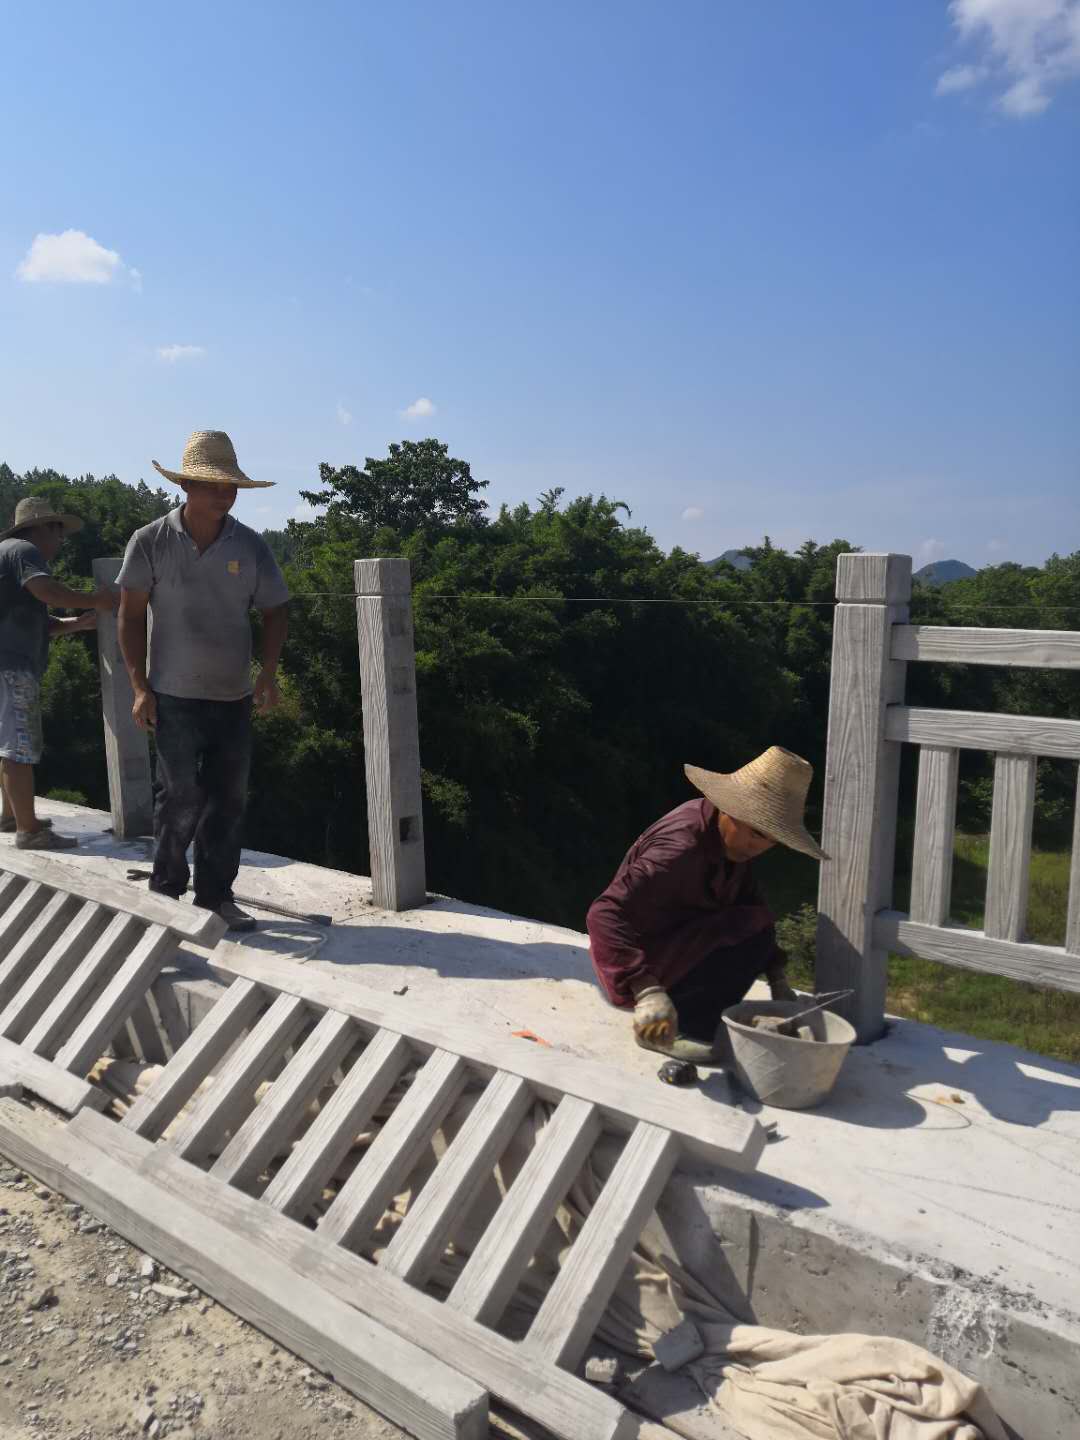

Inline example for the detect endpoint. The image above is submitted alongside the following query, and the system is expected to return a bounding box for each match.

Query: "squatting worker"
[587,747,829,1063]
[117,431,290,932]
[0,498,118,850]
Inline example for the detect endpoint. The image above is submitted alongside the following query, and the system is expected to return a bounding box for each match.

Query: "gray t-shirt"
[0,538,51,678]
[118,508,290,701]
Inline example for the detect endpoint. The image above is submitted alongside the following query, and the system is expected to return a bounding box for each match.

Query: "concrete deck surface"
[11,799,1080,1437]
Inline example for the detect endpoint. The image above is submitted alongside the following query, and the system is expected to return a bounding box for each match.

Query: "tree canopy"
[300,439,488,536]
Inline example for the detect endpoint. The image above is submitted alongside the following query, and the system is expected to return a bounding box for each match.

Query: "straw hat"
[685,747,829,860]
[152,430,274,490]
[1,496,84,542]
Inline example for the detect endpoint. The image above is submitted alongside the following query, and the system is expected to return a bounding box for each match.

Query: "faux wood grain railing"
[817,557,1080,1040]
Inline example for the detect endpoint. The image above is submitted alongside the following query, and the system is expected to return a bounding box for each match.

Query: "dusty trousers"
[667,927,779,1042]
[149,694,253,912]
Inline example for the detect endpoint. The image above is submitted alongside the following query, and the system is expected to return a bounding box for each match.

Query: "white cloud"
[999,73,1054,114]
[337,401,353,426]
[16,229,137,285]
[401,396,436,420]
[916,538,947,568]
[939,0,1080,116]
[935,63,985,94]
[987,538,1007,552]
[681,506,705,522]
[156,344,206,363]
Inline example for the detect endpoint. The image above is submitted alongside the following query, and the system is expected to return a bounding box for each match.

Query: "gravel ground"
[0,1159,410,1440]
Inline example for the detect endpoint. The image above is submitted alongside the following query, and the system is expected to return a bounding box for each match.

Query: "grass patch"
[760,837,1080,1066]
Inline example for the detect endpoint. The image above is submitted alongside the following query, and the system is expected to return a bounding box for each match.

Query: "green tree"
[300,439,488,536]
[280,475,799,923]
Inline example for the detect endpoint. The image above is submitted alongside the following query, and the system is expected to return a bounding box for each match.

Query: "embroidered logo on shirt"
[227,560,241,575]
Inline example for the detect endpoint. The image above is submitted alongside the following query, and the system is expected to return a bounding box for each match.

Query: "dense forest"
[2,448,1078,931]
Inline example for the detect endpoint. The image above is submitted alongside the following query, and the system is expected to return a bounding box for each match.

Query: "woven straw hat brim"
[685,764,829,861]
[152,460,274,490]
[1,512,84,542]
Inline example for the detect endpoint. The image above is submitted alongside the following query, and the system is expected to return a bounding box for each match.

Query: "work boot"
[215,899,257,932]
[634,1031,721,1065]
[15,827,77,851]
[1,816,51,834]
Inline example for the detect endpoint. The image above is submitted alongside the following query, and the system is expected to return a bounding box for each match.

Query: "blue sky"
[1,1,1077,569]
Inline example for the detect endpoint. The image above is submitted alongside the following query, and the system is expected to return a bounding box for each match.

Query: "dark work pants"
[668,928,778,1042]
[150,694,253,911]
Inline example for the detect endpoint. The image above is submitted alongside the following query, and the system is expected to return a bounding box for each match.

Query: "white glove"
[633,987,677,1045]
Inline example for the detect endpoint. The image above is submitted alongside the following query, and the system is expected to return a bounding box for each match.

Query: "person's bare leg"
[1,760,40,833]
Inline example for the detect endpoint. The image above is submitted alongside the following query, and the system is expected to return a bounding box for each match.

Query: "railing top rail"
[873,912,1080,991]
[885,705,1080,760]
[0,850,226,944]
[893,625,1080,670]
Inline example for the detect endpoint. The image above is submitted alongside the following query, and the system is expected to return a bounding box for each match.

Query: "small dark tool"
[657,1059,699,1087]
[124,869,332,927]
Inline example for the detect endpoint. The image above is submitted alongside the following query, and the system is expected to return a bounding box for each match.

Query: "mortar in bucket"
[722,997,856,1109]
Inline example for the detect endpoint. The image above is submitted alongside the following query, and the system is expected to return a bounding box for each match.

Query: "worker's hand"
[633,987,677,1046]
[70,610,99,633]
[132,687,158,732]
[767,969,798,1003]
[253,669,282,712]
[92,584,120,612]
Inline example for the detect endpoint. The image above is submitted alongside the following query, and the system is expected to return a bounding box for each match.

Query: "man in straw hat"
[587,747,828,1063]
[0,498,120,848]
[117,431,290,931]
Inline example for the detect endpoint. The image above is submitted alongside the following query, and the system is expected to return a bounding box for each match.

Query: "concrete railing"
[96,555,426,912]
[816,552,1080,1042]
[94,557,154,839]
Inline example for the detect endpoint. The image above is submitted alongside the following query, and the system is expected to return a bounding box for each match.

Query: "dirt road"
[0,1158,408,1440]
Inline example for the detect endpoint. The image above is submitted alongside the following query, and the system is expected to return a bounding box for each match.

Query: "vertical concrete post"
[816,553,911,1042]
[354,558,426,911]
[93,557,154,838]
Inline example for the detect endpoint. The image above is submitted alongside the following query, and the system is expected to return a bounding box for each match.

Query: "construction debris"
[584,1356,620,1386]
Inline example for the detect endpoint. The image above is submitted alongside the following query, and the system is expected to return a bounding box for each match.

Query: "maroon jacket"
[587,798,776,1008]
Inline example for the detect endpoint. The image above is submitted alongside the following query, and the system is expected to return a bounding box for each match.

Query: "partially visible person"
[0,497,119,849]
[587,747,829,1063]
[117,430,289,932]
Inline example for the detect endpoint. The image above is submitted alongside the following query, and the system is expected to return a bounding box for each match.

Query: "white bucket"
[722,999,855,1110]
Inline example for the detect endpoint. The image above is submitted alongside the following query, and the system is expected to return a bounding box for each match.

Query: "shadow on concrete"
[729,1066,932,1132]
[726,1023,1080,1133]
[231,917,595,985]
[871,1022,1080,1129]
[236,847,308,871]
[691,1161,831,1216]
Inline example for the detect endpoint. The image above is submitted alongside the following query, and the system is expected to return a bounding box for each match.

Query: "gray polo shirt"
[117,508,290,701]
[0,538,51,679]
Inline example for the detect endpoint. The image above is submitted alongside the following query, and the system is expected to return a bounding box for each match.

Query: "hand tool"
[752,988,854,1039]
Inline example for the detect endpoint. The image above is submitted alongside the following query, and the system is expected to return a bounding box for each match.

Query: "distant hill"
[914,559,977,587]
[708,549,754,572]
